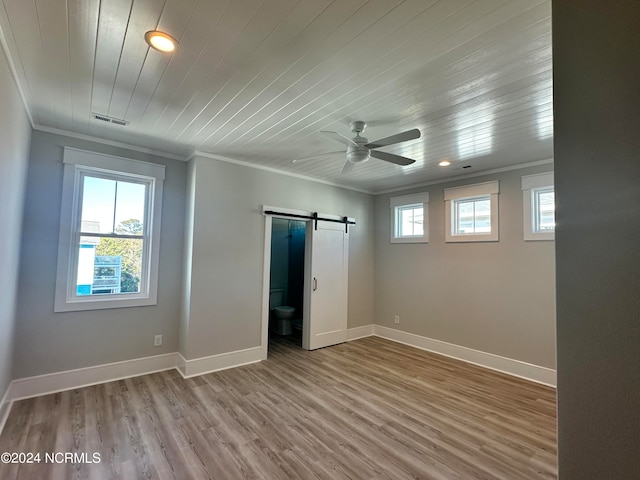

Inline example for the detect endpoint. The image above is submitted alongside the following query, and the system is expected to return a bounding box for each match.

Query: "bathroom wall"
[287,221,306,313]
[270,218,290,300]
[270,218,306,311]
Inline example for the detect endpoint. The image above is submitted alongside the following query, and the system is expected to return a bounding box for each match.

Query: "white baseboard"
[0,386,12,436]
[8,353,179,402]
[373,325,556,387]
[347,324,375,341]
[177,346,263,378]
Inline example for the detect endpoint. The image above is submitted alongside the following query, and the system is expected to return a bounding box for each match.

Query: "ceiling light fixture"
[439,160,451,166]
[145,31,178,53]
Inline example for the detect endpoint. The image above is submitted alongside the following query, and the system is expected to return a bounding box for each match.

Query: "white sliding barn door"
[303,220,349,350]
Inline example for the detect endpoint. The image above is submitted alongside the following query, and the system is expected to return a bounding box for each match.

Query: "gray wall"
[554,0,640,477]
[0,47,31,397]
[13,130,186,378]
[180,156,375,360]
[375,165,556,368]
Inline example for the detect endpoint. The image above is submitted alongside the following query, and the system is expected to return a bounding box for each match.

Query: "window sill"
[54,294,157,313]
[391,236,428,244]
[445,232,499,243]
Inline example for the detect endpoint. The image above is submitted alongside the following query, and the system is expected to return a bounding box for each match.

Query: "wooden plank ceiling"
[0,0,552,192]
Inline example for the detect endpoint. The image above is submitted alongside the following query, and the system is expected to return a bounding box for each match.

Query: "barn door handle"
[313,277,318,291]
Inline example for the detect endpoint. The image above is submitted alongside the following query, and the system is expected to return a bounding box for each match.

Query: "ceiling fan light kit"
[294,120,421,175]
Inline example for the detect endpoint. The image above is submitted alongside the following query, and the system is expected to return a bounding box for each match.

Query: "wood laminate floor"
[0,337,557,479]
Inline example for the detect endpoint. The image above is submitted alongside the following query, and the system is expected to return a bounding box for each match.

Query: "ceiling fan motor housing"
[347,140,371,163]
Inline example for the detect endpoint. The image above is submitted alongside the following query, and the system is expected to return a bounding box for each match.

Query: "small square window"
[533,187,555,233]
[445,181,499,242]
[522,172,554,241]
[390,193,429,243]
[397,204,424,237]
[454,197,492,235]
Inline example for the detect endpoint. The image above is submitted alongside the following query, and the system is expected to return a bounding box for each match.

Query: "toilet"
[269,289,295,335]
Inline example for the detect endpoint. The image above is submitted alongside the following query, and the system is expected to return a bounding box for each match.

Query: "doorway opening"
[268,218,306,350]
[261,206,352,359]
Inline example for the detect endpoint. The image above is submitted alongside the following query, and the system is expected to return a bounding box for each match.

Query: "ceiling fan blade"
[292,151,344,163]
[365,128,421,149]
[321,131,358,146]
[370,150,416,166]
[341,161,355,175]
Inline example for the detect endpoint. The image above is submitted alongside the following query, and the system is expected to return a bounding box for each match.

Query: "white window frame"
[522,172,555,241]
[54,148,165,312]
[390,192,429,243]
[445,181,499,242]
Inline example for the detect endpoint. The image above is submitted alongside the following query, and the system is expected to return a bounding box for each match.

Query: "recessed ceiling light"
[145,31,178,53]
[438,160,451,166]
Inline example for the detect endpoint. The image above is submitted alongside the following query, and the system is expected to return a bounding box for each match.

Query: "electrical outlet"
[394,315,400,325]
[154,334,163,347]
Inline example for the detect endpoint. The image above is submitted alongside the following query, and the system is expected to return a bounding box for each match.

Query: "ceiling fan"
[293,121,421,174]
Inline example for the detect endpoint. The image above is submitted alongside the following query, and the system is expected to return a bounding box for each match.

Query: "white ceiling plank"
[35,0,74,132]
[213,0,511,153]
[132,0,232,131]
[123,0,199,124]
[188,0,435,147]
[181,0,338,145]
[226,0,546,155]
[141,0,265,135]
[107,0,165,121]
[2,0,59,127]
[67,0,100,134]
[90,0,134,119]
[164,0,306,139]
[224,0,544,172]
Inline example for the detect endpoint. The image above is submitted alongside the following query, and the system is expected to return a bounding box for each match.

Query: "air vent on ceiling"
[91,113,130,126]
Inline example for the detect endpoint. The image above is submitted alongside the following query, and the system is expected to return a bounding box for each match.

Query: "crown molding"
[192,150,375,195]
[376,158,554,195]
[33,125,189,162]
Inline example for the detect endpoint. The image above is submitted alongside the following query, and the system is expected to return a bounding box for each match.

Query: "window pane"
[76,237,144,296]
[81,176,116,234]
[455,197,491,234]
[535,189,555,232]
[114,181,146,235]
[81,176,146,235]
[398,206,423,236]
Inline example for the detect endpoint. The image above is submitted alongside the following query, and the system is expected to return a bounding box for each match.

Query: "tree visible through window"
[95,219,144,293]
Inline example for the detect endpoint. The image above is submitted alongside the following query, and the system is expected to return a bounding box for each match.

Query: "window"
[445,181,499,242]
[390,192,429,243]
[54,148,165,312]
[522,172,555,241]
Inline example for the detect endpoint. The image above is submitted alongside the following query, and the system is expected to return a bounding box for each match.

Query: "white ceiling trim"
[192,150,374,195]
[376,159,555,195]
[33,125,188,162]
